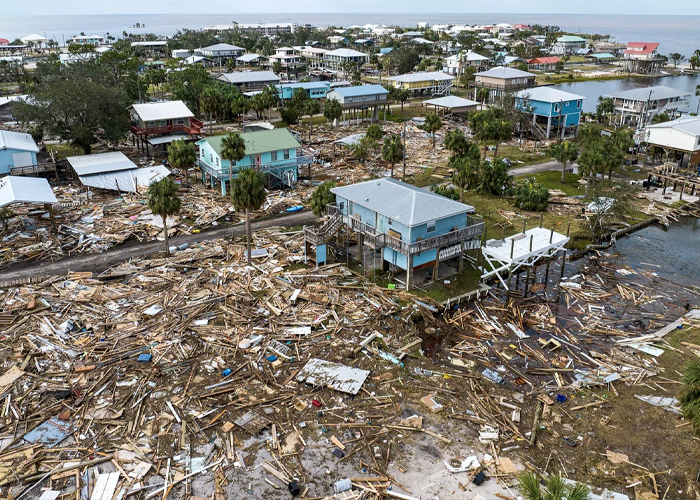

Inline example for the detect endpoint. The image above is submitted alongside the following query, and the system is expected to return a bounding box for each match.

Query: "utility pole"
[402,119,407,181]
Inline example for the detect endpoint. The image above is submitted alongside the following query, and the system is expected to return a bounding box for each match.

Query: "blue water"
[0,13,699,56]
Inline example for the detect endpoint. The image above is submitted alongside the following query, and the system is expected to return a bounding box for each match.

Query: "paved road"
[0,211,318,282]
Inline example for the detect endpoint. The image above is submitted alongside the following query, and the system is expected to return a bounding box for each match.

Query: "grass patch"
[407,167,446,188]
[535,73,630,84]
[413,265,482,302]
[493,145,552,166]
[46,143,84,159]
[525,171,583,196]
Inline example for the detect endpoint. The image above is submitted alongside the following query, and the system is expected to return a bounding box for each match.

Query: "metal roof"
[236,53,263,62]
[605,85,691,102]
[0,130,39,153]
[423,95,479,109]
[331,178,474,227]
[218,71,280,84]
[646,116,700,136]
[199,128,300,157]
[67,151,138,176]
[476,66,535,79]
[276,81,330,91]
[197,43,244,52]
[515,87,585,103]
[78,164,170,193]
[446,50,489,62]
[0,176,57,207]
[296,358,369,395]
[330,84,388,98]
[333,133,365,146]
[556,35,587,43]
[131,40,167,46]
[326,48,368,58]
[129,100,194,122]
[387,71,454,83]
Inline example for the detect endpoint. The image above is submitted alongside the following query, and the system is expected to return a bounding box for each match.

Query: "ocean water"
[1,13,699,57]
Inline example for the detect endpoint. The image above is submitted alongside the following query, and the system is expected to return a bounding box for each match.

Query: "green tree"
[230,168,267,265]
[595,97,614,124]
[147,178,182,255]
[452,156,481,202]
[323,98,342,127]
[680,361,700,434]
[513,177,550,211]
[423,113,443,148]
[605,128,634,180]
[651,112,670,125]
[389,86,410,111]
[518,472,589,500]
[476,87,490,104]
[260,84,278,121]
[15,60,129,154]
[478,158,511,196]
[220,132,247,194]
[168,139,196,182]
[303,98,321,141]
[669,53,686,67]
[382,133,404,179]
[366,123,383,140]
[550,141,579,183]
[272,60,283,75]
[470,109,513,159]
[577,140,604,197]
[310,181,336,216]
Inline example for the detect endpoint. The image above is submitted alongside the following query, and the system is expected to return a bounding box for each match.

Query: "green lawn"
[46,143,85,159]
[493,145,553,166]
[525,171,583,196]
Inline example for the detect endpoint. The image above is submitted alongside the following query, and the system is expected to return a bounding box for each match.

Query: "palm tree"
[382,133,404,179]
[680,361,700,433]
[518,472,589,500]
[220,132,247,196]
[147,178,182,256]
[323,98,342,127]
[230,168,267,264]
[423,113,443,148]
[303,98,321,142]
[452,157,480,202]
[168,139,196,183]
[550,141,579,183]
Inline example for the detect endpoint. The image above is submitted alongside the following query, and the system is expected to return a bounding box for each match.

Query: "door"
[255,154,262,169]
[377,214,386,233]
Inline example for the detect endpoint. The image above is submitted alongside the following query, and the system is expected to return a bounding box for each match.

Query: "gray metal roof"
[646,116,700,136]
[476,66,535,78]
[78,164,170,193]
[296,358,369,395]
[0,130,39,153]
[387,71,454,83]
[198,43,244,52]
[604,85,691,102]
[218,71,281,84]
[67,152,138,176]
[129,100,194,122]
[515,87,585,103]
[331,178,474,227]
[236,53,263,62]
[423,95,479,109]
[330,84,388,98]
[0,176,57,207]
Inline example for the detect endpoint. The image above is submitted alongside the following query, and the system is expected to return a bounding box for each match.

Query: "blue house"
[0,130,39,175]
[277,81,330,100]
[196,128,311,194]
[303,178,484,290]
[515,87,585,140]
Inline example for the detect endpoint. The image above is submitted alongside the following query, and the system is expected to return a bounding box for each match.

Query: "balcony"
[130,117,203,137]
[199,155,312,181]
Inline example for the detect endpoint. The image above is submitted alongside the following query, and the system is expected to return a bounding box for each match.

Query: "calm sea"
[1,13,699,57]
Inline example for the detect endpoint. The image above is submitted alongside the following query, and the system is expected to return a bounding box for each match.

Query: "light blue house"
[196,128,311,194]
[0,130,39,175]
[303,178,484,289]
[515,87,585,140]
[277,81,330,100]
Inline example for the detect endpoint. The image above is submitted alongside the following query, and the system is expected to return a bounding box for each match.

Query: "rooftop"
[556,35,587,43]
[624,42,660,55]
[325,48,368,58]
[423,95,480,109]
[236,53,264,62]
[331,178,474,227]
[646,116,700,136]
[476,66,535,79]
[0,130,39,153]
[277,82,330,90]
[218,71,281,84]
[0,176,57,208]
[387,71,454,83]
[129,100,194,122]
[67,151,138,176]
[199,128,301,157]
[605,85,691,102]
[445,50,489,62]
[330,85,389,98]
[198,43,245,52]
[515,87,585,103]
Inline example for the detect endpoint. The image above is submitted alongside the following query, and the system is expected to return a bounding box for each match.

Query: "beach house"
[0,130,40,175]
[217,71,281,92]
[302,178,484,289]
[322,48,369,73]
[196,128,311,194]
[605,85,691,127]
[474,66,536,98]
[277,81,330,100]
[70,35,104,46]
[551,36,587,55]
[386,71,454,97]
[442,51,490,75]
[325,85,389,122]
[194,43,245,61]
[622,42,664,74]
[515,87,585,140]
[128,100,202,153]
[645,116,700,168]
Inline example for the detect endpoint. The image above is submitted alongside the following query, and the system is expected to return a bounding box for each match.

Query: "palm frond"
[568,483,590,500]
[543,475,566,500]
[518,472,543,500]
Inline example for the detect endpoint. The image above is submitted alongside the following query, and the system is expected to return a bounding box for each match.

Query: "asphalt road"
[0,210,318,283]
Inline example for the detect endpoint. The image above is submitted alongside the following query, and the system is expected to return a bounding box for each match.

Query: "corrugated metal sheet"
[68,152,137,176]
[332,178,474,227]
[130,100,194,122]
[0,130,39,153]
[296,358,369,395]
[79,165,170,193]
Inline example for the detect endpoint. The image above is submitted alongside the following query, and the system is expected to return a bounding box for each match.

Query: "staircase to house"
[303,206,343,246]
[523,119,548,142]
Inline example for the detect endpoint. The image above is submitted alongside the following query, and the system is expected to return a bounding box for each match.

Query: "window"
[271,151,278,161]
[216,157,219,166]
[577,100,581,109]
[426,220,436,233]
[210,154,213,162]
[176,119,184,125]
[160,120,167,125]
[388,219,393,226]
[554,103,560,112]
[284,149,290,160]
[148,121,155,126]
[201,149,205,158]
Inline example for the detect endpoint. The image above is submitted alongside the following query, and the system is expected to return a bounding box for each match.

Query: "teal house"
[303,178,484,290]
[515,87,585,140]
[196,128,311,194]
[277,81,330,100]
[0,130,40,175]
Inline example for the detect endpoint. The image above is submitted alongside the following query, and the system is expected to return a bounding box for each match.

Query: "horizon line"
[4,12,700,17]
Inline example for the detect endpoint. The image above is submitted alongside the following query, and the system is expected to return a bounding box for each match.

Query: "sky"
[4,0,700,16]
